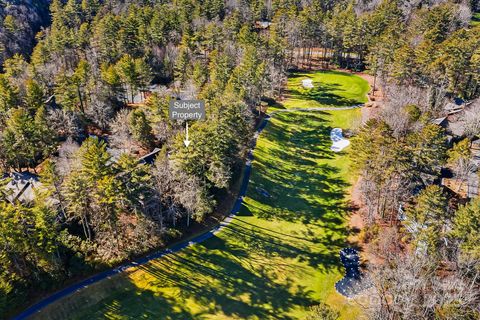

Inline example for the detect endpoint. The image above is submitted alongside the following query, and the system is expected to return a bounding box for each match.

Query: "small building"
[471,139,480,167]
[442,173,479,199]
[254,21,272,29]
[444,98,465,115]
[2,172,42,204]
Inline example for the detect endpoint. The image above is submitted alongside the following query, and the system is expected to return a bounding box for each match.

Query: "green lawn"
[472,12,480,26]
[33,71,368,320]
[279,70,369,110]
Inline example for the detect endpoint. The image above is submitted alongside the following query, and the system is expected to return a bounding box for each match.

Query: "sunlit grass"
[472,12,480,26]
[276,70,369,110]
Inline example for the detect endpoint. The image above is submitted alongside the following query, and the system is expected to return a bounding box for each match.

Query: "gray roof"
[2,172,41,203]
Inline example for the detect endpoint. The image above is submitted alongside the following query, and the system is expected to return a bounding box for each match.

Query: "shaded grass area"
[32,71,368,320]
[472,12,480,26]
[277,70,369,110]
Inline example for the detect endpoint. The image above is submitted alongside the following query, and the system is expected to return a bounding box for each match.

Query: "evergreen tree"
[452,198,480,259]
[128,110,154,148]
[24,79,45,115]
[406,185,449,255]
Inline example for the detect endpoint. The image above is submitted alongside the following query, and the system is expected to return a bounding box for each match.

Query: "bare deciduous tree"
[367,253,480,320]
[463,100,480,138]
[110,108,134,152]
[47,109,82,138]
[55,137,80,178]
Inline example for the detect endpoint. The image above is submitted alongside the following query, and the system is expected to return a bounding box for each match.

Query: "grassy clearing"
[279,70,369,110]
[32,71,368,320]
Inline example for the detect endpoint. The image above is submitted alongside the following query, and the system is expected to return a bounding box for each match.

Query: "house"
[431,116,448,127]
[254,21,272,29]
[2,172,42,204]
[441,139,480,199]
[127,84,166,106]
[471,139,480,167]
[444,98,466,115]
[434,98,478,137]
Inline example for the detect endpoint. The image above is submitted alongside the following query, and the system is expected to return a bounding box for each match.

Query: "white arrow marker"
[184,122,191,147]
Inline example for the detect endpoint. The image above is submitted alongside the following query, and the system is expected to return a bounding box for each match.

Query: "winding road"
[13,105,362,320]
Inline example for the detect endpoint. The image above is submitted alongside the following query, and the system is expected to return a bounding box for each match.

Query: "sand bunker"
[330,128,350,152]
[302,79,314,88]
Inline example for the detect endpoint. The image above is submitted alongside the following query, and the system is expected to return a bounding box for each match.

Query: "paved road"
[13,105,362,320]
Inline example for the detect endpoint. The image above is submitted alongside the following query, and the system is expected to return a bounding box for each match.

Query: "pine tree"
[174,46,190,84]
[1,108,39,170]
[78,137,112,178]
[24,79,45,115]
[0,74,19,118]
[407,124,447,175]
[452,198,480,259]
[128,110,154,148]
[406,185,449,255]
[116,54,139,103]
[35,106,58,159]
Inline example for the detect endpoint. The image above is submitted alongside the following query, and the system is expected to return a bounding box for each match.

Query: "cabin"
[441,139,480,199]
[1,172,42,204]
[254,21,272,30]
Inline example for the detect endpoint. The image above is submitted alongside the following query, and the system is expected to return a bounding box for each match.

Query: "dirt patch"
[352,71,384,123]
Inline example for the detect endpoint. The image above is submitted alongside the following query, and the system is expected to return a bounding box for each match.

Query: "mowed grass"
[33,71,368,320]
[279,70,369,110]
[472,12,480,26]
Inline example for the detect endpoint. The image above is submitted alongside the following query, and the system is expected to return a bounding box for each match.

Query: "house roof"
[139,148,161,165]
[2,172,41,203]
[254,21,272,29]
[432,117,447,126]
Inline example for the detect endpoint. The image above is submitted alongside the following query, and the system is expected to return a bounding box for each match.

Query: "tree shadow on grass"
[220,221,345,272]
[76,213,347,319]
[286,84,362,107]
[132,237,318,320]
[285,71,365,107]
[246,112,350,226]
[69,281,197,320]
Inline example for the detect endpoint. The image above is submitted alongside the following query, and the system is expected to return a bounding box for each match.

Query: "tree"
[24,79,45,114]
[0,74,19,119]
[128,109,154,148]
[54,61,92,114]
[0,200,61,316]
[306,303,339,320]
[174,45,190,84]
[452,198,480,259]
[115,55,152,103]
[407,124,447,176]
[116,54,138,103]
[227,46,266,106]
[63,137,111,242]
[405,185,449,256]
[35,106,58,159]
[447,138,475,193]
[368,252,479,320]
[0,108,54,171]
[352,119,411,222]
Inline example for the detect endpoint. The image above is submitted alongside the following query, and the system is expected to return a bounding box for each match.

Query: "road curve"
[13,105,362,320]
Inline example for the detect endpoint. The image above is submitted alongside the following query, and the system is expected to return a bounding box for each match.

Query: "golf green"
[33,71,369,320]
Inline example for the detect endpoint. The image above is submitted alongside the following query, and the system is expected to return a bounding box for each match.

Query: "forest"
[0,0,479,319]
